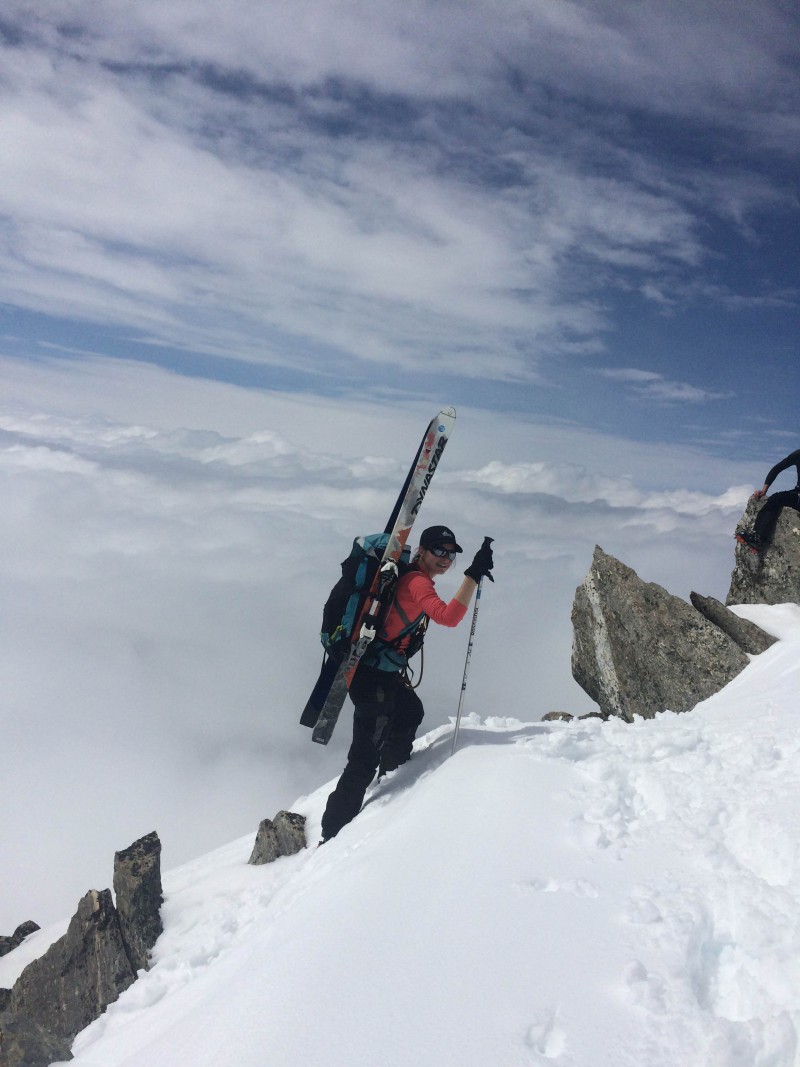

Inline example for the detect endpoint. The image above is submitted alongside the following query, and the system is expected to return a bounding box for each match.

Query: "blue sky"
[1,0,797,459]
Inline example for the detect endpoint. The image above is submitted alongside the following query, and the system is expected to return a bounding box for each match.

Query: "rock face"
[113,831,163,973]
[690,592,777,656]
[0,922,40,959]
[0,1012,74,1066]
[728,497,800,605]
[249,811,307,865]
[572,547,749,722]
[8,889,136,1043]
[0,831,164,1067]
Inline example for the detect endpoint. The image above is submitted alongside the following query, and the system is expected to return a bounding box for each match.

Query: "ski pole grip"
[481,536,494,583]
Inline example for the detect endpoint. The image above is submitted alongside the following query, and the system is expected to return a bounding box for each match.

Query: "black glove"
[465,537,494,583]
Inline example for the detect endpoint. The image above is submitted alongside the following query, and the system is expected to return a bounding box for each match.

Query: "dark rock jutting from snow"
[540,710,605,723]
[0,831,164,1067]
[689,592,777,656]
[572,547,749,722]
[113,830,164,974]
[7,888,136,1049]
[728,497,800,606]
[0,1012,74,1067]
[248,811,307,865]
[0,922,40,960]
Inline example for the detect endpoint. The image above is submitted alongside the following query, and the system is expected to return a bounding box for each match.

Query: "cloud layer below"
[0,357,758,930]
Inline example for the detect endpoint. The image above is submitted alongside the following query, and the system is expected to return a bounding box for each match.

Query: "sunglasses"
[428,545,457,561]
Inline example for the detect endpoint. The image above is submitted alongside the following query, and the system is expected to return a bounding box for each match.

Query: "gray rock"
[0,989,10,1012]
[728,497,800,605]
[9,889,136,1044]
[249,811,306,865]
[0,922,40,959]
[0,1010,74,1066]
[540,711,605,722]
[572,547,749,722]
[113,831,163,973]
[249,819,281,865]
[273,811,307,857]
[690,592,777,655]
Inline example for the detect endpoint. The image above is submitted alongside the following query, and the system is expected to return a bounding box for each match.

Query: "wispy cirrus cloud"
[0,0,796,395]
[598,367,733,404]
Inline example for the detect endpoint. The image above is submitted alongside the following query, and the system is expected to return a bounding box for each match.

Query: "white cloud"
[0,358,762,930]
[454,458,751,514]
[6,2,795,126]
[0,1,795,386]
[599,367,733,404]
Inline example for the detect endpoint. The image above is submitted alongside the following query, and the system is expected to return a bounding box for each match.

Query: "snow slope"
[5,605,800,1067]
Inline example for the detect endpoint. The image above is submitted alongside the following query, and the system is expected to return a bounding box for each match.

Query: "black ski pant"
[320,665,424,841]
[754,489,800,544]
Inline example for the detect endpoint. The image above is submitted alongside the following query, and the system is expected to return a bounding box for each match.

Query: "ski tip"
[440,406,456,419]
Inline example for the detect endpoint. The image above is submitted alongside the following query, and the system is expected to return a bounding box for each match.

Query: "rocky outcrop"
[690,592,777,655]
[0,832,163,1067]
[728,497,800,605]
[7,889,136,1047]
[113,831,163,973]
[0,1011,74,1067]
[0,922,40,959]
[248,811,307,865]
[572,547,749,722]
[541,711,605,722]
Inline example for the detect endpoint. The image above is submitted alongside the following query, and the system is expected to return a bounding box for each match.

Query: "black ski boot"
[735,529,764,554]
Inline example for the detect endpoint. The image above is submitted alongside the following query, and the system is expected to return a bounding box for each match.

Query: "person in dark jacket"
[737,449,800,552]
[319,525,494,843]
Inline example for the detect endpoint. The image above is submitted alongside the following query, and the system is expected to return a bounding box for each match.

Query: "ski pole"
[451,538,492,756]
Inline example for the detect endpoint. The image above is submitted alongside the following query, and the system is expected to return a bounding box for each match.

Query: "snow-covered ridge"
[5,604,793,1066]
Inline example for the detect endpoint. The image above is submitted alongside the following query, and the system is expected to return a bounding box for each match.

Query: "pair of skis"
[300,407,456,745]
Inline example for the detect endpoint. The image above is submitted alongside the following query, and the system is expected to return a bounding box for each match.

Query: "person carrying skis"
[737,448,800,553]
[319,526,494,842]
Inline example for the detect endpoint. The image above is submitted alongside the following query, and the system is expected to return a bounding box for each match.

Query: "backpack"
[320,533,427,671]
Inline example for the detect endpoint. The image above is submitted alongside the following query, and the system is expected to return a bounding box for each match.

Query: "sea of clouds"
[0,356,760,931]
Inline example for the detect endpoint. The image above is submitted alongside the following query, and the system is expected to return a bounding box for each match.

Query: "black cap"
[420,525,463,552]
